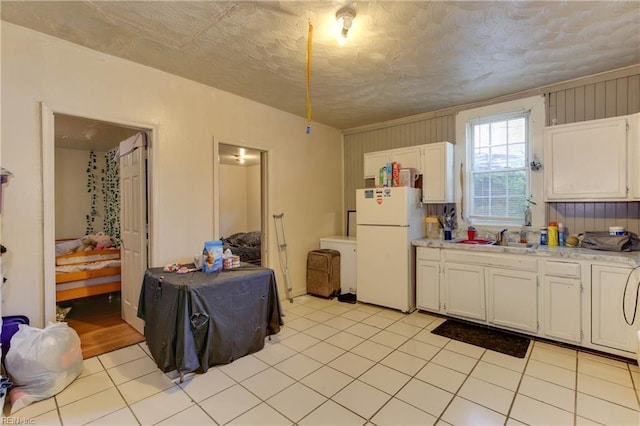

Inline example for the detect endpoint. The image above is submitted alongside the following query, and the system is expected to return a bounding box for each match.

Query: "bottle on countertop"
[548,222,558,246]
[540,227,548,245]
[524,204,532,227]
[558,222,565,246]
[519,226,528,244]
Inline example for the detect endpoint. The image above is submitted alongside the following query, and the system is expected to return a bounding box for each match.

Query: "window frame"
[467,110,531,224]
[455,95,545,231]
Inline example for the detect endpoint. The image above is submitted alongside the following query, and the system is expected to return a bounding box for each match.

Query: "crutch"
[273,213,294,303]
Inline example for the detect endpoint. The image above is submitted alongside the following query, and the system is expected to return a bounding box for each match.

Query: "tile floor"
[5,296,640,425]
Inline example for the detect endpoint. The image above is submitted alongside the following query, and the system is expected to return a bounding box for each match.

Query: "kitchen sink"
[455,240,539,249]
[455,239,494,245]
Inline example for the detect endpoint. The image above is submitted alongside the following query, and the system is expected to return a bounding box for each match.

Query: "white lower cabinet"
[416,247,441,312]
[542,261,582,343]
[487,268,538,333]
[444,263,486,321]
[543,276,582,343]
[416,246,639,360]
[591,265,640,354]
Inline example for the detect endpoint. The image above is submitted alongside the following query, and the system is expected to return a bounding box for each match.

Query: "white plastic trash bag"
[5,322,83,413]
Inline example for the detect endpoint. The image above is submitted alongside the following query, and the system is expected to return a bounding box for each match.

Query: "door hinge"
[580,284,583,293]
[580,330,584,342]
[537,322,540,331]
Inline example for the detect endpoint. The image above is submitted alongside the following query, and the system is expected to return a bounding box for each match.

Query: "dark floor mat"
[431,319,530,358]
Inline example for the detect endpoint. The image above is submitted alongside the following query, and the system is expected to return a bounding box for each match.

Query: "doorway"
[43,107,152,357]
[217,143,268,266]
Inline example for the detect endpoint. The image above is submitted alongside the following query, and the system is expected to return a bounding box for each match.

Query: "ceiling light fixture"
[336,7,356,46]
[234,152,246,164]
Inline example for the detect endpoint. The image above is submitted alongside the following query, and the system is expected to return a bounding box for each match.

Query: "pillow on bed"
[55,239,82,255]
[239,231,261,247]
[222,233,245,246]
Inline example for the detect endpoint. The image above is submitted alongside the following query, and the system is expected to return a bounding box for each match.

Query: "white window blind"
[467,110,530,224]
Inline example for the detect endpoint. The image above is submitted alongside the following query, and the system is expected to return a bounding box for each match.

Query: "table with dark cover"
[137,263,283,376]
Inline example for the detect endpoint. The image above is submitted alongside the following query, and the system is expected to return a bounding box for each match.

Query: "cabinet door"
[364,151,390,178]
[444,263,485,320]
[422,142,454,203]
[487,268,538,333]
[629,113,640,199]
[417,260,440,312]
[591,265,639,353]
[543,276,581,343]
[544,117,627,200]
[390,146,423,172]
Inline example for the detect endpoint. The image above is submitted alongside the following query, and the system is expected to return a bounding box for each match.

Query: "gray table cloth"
[138,263,283,375]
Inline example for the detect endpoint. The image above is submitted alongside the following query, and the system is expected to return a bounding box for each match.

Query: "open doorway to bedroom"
[217,144,266,266]
[52,113,146,358]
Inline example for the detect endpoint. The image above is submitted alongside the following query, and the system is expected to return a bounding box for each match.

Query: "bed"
[55,242,122,302]
[221,231,262,265]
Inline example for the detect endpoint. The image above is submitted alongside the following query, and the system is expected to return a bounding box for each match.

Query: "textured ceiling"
[2,1,639,130]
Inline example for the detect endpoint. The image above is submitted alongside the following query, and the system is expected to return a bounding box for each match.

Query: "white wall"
[1,23,343,326]
[246,164,261,231]
[219,164,249,236]
[219,163,262,237]
[55,148,107,239]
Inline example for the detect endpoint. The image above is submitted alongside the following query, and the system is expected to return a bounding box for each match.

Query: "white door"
[120,146,147,334]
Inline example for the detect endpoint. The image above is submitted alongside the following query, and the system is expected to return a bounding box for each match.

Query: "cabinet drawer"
[544,261,581,278]
[443,250,537,272]
[417,247,440,261]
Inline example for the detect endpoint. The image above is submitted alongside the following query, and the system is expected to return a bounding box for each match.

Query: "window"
[455,95,545,229]
[468,111,529,223]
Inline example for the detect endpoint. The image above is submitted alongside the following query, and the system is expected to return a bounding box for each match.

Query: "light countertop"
[412,238,640,268]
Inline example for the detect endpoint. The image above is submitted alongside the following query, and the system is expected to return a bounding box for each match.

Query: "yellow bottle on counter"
[548,221,559,246]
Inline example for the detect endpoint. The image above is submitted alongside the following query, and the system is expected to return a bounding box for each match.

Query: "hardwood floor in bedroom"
[62,292,145,359]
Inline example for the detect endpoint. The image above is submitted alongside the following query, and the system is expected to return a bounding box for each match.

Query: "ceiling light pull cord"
[306,20,313,134]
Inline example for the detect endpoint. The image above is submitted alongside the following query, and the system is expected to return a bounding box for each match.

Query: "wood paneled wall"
[344,66,640,235]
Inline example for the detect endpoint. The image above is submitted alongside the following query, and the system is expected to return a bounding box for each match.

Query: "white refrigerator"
[356,187,425,313]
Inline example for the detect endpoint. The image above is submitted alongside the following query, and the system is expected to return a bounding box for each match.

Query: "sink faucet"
[496,229,509,246]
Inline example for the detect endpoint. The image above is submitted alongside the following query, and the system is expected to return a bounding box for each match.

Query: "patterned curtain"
[103,148,120,244]
[85,151,97,235]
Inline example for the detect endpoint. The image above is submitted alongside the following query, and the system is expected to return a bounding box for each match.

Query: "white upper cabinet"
[390,146,423,171]
[363,143,455,203]
[363,146,423,179]
[629,113,640,199]
[544,116,628,200]
[422,142,454,203]
[363,151,391,179]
